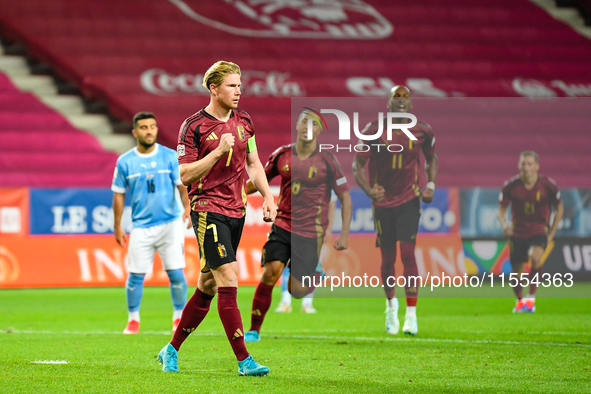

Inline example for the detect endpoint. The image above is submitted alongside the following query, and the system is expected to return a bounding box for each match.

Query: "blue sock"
[126,273,145,313]
[281,265,290,292]
[166,269,188,311]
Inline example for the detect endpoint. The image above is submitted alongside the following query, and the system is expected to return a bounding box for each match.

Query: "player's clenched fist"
[217,133,235,154]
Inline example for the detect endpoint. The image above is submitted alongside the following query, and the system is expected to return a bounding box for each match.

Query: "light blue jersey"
[111,144,182,228]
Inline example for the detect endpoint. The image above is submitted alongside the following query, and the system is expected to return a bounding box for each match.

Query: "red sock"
[400,242,418,307]
[512,271,523,300]
[249,282,274,333]
[218,287,249,361]
[380,247,396,299]
[529,266,542,296]
[170,287,213,351]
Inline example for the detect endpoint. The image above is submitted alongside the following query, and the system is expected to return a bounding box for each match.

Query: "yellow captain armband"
[247,136,257,153]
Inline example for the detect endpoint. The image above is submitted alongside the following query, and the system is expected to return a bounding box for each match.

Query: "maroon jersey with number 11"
[263,144,349,239]
[499,175,561,238]
[356,119,436,208]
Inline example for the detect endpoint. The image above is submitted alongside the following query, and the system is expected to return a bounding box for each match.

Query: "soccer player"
[497,151,563,313]
[275,195,337,314]
[157,61,276,376]
[112,112,191,335]
[244,111,352,342]
[352,85,438,336]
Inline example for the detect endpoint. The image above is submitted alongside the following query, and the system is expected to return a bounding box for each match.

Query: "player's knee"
[127,273,145,286]
[166,268,186,285]
[261,262,283,286]
[530,257,543,270]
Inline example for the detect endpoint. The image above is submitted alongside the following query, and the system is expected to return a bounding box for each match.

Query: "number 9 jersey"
[176,107,256,218]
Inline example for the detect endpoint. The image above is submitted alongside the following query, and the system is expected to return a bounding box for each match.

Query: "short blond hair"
[520,150,539,163]
[202,61,241,91]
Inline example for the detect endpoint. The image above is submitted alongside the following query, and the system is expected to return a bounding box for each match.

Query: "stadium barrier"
[1,187,589,288]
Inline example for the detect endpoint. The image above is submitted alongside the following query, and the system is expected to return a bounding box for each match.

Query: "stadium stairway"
[0,50,121,187]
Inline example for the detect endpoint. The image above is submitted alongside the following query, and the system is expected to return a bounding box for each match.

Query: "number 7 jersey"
[177,107,256,218]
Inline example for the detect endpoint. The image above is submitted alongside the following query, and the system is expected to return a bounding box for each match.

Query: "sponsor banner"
[0,188,28,237]
[543,238,591,281]
[29,188,274,236]
[321,233,465,281]
[0,233,268,288]
[463,238,591,281]
[29,188,133,235]
[460,188,591,238]
[0,232,462,289]
[332,188,459,234]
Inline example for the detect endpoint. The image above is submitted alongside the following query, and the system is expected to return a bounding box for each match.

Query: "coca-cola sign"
[140,69,305,97]
[168,0,393,39]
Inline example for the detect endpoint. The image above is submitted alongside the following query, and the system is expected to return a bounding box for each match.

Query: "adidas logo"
[252,309,261,316]
[281,164,290,172]
[232,328,244,340]
[183,327,197,333]
[207,132,219,141]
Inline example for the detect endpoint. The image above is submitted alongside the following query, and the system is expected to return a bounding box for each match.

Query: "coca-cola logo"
[140,69,305,97]
[168,0,393,39]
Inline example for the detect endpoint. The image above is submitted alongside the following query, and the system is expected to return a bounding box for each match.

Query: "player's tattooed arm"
[246,150,277,222]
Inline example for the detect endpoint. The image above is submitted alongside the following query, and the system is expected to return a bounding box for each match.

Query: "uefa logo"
[168,0,393,39]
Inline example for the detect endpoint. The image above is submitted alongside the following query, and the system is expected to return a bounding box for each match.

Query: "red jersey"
[356,119,436,208]
[264,144,349,238]
[500,175,561,238]
[177,108,255,218]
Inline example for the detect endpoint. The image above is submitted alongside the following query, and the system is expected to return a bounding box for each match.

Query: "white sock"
[173,309,183,320]
[281,290,292,305]
[128,311,140,322]
[386,297,399,309]
[302,297,314,308]
[526,294,535,300]
[406,306,416,318]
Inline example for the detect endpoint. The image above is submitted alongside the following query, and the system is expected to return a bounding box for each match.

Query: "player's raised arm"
[179,133,234,186]
[246,149,277,222]
[334,191,352,250]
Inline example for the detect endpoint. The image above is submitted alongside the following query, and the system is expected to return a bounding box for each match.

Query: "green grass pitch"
[1,285,590,393]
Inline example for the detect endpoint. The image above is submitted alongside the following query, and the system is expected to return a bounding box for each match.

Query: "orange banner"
[0,188,28,237]
[0,232,464,288]
[321,233,466,281]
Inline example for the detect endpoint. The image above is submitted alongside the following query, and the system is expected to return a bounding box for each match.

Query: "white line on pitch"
[2,329,589,347]
[31,360,68,364]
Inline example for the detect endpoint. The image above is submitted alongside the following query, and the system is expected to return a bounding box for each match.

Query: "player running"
[244,111,352,342]
[352,85,438,336]
[497,151,563,313]
[157,61,277,376]
[112,112,191,335]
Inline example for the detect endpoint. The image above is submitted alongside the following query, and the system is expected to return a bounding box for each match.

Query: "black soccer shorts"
[191,211,245,272]
[373,197,421,246]
[261,224,321,283]
[508,234,548,267]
